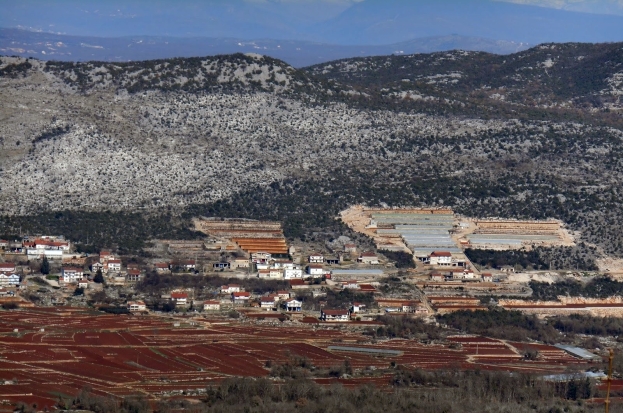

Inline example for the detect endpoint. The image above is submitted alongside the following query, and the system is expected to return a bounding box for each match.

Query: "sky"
[497,0,623,15]
[1,0,622,45]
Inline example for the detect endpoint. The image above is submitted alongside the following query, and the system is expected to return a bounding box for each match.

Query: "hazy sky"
[497,0,623,15]
[1,0,622,44]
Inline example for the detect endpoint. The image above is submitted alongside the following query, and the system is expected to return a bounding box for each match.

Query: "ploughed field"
[0,308,590,411]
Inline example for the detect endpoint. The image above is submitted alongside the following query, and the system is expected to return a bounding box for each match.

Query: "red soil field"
[0,307,596,410]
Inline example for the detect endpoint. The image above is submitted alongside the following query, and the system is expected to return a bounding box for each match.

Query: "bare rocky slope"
[1,45,623,264]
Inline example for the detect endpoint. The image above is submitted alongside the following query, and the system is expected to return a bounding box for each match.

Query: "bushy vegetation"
[465,247,599,271]
[367,316,443,341]
[61,372,607,413]
[0,210,202,254]
[302,288,375,311]
[379,250,415,268]
[530,277,623,301]
[437,308,561,343]
[465,248,547,270]
[0,61,32,78]
[137,273,288,296]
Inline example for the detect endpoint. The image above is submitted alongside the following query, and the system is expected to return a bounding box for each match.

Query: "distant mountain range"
[0,28,530,67]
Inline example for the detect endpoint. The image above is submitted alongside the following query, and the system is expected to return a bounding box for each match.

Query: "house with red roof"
[61,267,83,283]
[128,301,146,312]
[0,262,16,274]
[428,251,453,266]
[320,309,350,322]
[221,284,241,294]
[126,268,142,283]
[232,291,251,304]
[155,262,170,273]
[357,251,379,265]
[289,279,307,289]
[260,295,278,310]
[106,259,122,273]
[170,292,188,306]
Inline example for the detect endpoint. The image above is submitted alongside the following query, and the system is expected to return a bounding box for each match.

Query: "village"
[0,211,621,410]
[0,209,619,322]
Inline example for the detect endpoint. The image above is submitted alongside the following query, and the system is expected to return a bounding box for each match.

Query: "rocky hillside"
[307,42,623,115]
[2,45,623,263]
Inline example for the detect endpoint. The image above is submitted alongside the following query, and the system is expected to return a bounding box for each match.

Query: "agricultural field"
[0,307,593,411]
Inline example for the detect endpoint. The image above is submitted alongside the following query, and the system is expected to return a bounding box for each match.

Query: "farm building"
[358,251,379,265]
[128,301,146,312]
[308,253,324,263]
[204,300,220,311]
[321,309,350,322]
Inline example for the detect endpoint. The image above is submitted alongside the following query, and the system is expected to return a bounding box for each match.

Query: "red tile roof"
[322,309,349,316]
[430,251,452,257]
[171,293,188,299]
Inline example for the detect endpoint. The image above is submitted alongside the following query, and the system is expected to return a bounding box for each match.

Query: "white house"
[128,301,146,312]
[126,269,142,283]
[260,295,278,310]
[170,292,188,306]
[232,292,251,304]
[277,290,290,300]
[284,298,302,312]
[92,262,104,274]
[155,262,170,273]
[482,273,493,282]
[78,280,89,289]
[342,280,359,290]
[0,273,19,286]
[60,272,78,285]
[357,251,379,265]
[27,249,63,260]
[221,284,241,294]
[462,269,477,280]
[0,263,16,274]
[61,267,83,283]
[107,259,122,273]
[307,265,324,277]
[351,302,366,313]
[204,300,221,311]
[258,269,282,279]
[428,251,453,266]
[284,268,304,279]
[308,253,324,263]
[230,258,250,269]
[251,252,271,264]
[272,260,295,269]
[100,250,115,262]
[344,243,357,253]
[181,260,196,271]
[320,309,350,322]
[0,240,8,249]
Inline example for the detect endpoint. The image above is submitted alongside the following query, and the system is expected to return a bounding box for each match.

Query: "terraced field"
[0,308,593,411]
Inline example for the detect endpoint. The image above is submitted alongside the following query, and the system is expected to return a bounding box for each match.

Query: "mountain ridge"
[2,42,623,263]
[0,28,530,67]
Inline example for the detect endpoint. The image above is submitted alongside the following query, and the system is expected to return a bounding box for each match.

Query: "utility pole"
[605,348,614,413]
